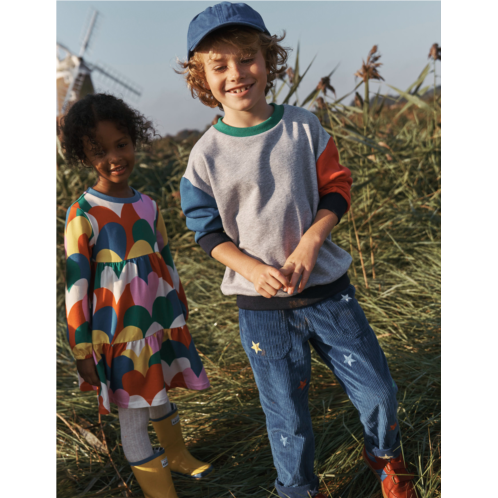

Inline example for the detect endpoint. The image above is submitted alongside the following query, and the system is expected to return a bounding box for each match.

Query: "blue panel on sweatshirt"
[180,177,224,242]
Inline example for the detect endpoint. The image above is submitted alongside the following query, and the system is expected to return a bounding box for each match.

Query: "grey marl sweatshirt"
[180,104,353,310]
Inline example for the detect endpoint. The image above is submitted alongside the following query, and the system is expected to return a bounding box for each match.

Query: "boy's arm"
[281,209,338,295]
[283,132,353,294]
[211,242,289,299]
[315,135,352,219]
[181,175,289,298]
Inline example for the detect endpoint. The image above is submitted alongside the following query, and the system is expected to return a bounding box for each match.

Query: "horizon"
[57,1,441,136]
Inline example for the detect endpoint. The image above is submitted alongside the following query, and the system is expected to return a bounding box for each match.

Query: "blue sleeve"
[180,177,232,254]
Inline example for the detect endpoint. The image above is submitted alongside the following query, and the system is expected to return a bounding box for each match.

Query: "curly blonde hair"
[177,26,289,110]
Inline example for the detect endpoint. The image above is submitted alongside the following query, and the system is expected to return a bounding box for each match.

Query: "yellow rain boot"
[151,403,213,479]
[130,448,179,498]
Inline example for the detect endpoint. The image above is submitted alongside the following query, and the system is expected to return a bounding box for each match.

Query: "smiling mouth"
[227,84,253,94]
[110,165,127,174]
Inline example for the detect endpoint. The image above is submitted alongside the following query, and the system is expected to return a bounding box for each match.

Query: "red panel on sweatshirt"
[316,137,353,210]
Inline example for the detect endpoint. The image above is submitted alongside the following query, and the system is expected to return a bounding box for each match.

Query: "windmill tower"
[56,9,142,116]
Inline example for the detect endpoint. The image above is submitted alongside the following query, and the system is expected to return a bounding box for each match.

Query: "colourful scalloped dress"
[64,187,210,415]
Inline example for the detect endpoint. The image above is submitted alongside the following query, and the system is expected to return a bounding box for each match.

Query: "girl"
[59,93,213,498]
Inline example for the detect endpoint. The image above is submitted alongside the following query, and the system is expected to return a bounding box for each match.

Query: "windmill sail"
[79,10,98,57]
[56,8,141,116]
[90,63,141,98]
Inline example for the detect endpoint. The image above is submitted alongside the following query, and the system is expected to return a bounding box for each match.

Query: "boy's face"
[201,43,269,115]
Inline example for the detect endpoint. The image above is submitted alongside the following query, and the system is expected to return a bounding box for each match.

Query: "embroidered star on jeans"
[280,435,288,447]
[341,294,352,302]
[251,342,262,354]
[343,354,356,366]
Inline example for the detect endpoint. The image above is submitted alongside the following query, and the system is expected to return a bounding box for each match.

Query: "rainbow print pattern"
[64,187,209,414]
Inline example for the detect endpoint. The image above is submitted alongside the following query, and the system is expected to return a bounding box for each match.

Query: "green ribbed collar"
[213,104,284,137]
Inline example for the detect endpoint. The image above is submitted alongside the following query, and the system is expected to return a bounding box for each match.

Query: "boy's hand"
[281,209,340,295]
[76,358,100,387]
[249,263,290,298]
[281,235,321,295]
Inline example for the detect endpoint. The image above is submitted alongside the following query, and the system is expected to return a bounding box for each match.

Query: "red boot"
[363,447,419,498]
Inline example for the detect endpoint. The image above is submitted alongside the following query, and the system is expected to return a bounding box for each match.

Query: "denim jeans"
[238,284,400,498]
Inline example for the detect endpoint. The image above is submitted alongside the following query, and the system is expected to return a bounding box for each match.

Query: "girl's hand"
[249,263,290,298]
[280,235,321,295]
[76,358,100,387]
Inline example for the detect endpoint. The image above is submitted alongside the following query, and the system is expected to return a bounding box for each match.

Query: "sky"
[57,1,441,136]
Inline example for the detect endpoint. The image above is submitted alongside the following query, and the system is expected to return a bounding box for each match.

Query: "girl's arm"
[65,204,99,386]
[155,204,189,320]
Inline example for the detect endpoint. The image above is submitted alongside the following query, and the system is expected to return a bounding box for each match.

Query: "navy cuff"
[317,192,348,222]
[198,230,232,257]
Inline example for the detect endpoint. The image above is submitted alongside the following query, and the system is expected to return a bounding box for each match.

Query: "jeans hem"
[274,475,320,498]
[365,443,402,459]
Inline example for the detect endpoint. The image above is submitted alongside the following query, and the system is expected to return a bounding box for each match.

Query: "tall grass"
[57,47,440,497]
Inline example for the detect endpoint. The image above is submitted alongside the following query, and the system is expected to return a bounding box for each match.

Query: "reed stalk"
[349,205,369,289]
[347,211,357,278]
[366,185,376,281]
[364,76,370,132]
[428,43,441,129]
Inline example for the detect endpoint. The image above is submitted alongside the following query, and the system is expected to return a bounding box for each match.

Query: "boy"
[179,3,418,497]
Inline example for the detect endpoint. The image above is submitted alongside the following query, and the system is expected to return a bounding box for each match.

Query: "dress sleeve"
[65,204,94,360]
[155,205,189,321]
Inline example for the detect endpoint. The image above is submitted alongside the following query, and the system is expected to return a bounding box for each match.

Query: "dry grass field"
[57,47,441,497]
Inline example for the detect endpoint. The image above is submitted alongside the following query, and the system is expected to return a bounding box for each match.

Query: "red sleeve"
[316,137,353,211]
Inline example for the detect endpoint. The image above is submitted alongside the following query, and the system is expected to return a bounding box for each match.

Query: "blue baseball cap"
[187,2,270,60]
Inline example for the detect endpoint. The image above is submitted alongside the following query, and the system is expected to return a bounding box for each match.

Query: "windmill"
[56,9,142,116]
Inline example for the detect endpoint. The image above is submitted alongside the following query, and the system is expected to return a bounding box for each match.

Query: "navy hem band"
[129,447,165,467]
[149,403,178,423]
[317,192,348,222]
[198,231,232,257]
[236,273,350,310]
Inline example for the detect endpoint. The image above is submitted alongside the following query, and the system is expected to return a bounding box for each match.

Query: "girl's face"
[82,120,135,195]
[201,43,269,115]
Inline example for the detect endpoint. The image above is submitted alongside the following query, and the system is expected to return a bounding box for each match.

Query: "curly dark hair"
[58,93,157,166]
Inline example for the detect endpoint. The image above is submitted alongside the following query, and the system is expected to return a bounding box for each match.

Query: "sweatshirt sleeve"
[155,204,189,321]
[65,204,94,360]
[180,176,231,257]
[314,127,353,222]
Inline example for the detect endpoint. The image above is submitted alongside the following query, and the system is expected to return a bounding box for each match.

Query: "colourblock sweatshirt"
[180,104,353,310]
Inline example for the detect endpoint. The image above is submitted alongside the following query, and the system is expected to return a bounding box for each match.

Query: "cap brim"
[188,21,271,60]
